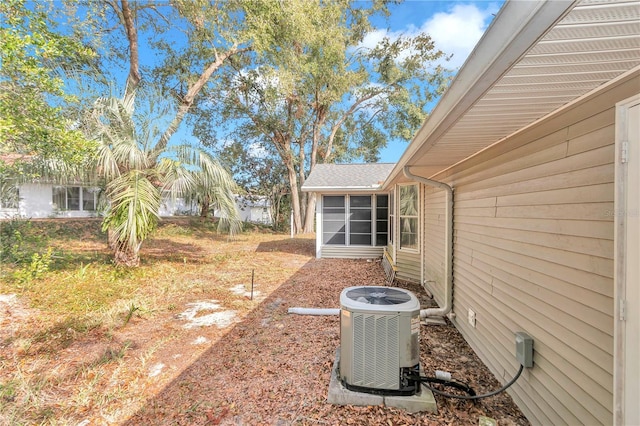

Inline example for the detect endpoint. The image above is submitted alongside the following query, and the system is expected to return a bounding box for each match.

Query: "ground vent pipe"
[403,166,453,319]
[287,307,340,316]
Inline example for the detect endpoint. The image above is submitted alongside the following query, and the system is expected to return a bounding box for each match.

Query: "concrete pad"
[327,347,384,407]
[327,347,437,414]
[384,384,437,414]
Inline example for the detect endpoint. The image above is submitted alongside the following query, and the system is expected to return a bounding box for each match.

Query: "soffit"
[389,0,640,184]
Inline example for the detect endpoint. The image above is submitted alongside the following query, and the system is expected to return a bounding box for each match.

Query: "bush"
[13,247,54,287]
[0,218,46,264]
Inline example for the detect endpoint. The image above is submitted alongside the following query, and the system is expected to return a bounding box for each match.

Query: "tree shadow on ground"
[255,237,316,257]
[141,239,209,264]
[122,257,389,425]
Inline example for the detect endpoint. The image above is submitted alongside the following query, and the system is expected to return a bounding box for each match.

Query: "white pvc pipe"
[287,307,340,316]
[403,166,454,319]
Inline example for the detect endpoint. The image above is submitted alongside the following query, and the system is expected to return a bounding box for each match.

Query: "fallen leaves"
[125,257,529,425]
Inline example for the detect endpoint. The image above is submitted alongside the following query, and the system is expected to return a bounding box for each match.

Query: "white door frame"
[614,94,640,426]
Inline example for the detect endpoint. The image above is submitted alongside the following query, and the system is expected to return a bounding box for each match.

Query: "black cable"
[411,364,525,401]
[419,377,476,397]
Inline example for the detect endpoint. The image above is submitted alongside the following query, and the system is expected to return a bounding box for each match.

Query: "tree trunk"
[285,162,303,234]
[303,192,316,233]
[200,195,211,221]
[112,238,140,267]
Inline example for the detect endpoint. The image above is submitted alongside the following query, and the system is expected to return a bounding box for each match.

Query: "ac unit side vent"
[351,313,400,389]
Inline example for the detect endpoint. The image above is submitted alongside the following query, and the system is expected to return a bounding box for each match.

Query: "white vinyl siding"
[425,76,638,426]
[396,250,421,282]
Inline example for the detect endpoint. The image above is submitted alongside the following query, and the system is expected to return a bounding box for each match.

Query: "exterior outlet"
[468,309,476,328]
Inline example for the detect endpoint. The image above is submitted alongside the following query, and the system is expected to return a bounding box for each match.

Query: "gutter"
[403,166,453,320]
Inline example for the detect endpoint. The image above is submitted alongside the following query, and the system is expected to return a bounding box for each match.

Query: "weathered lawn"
[0,218,528,425]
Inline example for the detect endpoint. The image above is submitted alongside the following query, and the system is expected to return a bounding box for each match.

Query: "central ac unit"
[339,286,421,396]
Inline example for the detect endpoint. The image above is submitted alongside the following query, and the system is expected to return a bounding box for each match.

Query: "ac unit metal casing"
[339,286,421,395]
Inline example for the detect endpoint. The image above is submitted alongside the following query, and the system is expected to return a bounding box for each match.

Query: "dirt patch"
[0,231,528,425]
[123,258,529,426]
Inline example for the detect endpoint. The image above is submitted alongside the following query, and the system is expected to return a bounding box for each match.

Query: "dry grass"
[0,218,528,425]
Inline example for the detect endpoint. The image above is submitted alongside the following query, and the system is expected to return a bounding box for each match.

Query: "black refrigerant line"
[407,364,525,401]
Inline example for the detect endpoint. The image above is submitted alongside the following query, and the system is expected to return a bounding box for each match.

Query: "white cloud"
[422,4,494,68]
[361,3,500,70]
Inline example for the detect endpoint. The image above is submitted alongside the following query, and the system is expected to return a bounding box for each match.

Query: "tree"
[208,138,289,229]
[194,0,451,233]
[0,0,97,173]
[63,0,259,265]
[89,93,241,266]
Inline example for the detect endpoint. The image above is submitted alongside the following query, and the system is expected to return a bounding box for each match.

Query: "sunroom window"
[376,195,388,246]
[349,196,372,245]
[322,194,388,246]
[322,196,346,245]
[399,184,418,250]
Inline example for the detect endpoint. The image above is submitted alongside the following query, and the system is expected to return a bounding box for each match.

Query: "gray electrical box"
[515,332,533,368]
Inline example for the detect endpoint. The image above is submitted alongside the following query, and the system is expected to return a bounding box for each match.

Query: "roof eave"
[382,0,577,188]
[301,186,385,193]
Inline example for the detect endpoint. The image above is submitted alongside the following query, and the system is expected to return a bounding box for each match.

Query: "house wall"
[320,245,384,259]
[422,185,447,305]
[395,249,420,282]
[422,73,638,425]
[18,183,54,218]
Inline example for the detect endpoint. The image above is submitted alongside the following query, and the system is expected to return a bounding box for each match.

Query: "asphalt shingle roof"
[302,163,396,192]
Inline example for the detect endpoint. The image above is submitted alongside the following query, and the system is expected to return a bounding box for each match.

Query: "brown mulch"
[125,258,530,426]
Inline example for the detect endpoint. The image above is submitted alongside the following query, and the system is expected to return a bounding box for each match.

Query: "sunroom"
[302,163,395,259]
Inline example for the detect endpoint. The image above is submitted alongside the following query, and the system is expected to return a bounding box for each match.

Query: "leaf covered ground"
[0,219,529,425]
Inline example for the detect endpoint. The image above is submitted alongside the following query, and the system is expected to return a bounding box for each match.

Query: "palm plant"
[89,93,241,266]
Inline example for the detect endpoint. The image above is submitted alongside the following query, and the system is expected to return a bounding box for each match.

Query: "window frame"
[398,184,419,251]
[388,189,395,245]
[52,186,98,212]
[321,194,389,247]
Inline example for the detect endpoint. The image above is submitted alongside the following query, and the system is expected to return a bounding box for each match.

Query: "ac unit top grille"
[341,286,420,313]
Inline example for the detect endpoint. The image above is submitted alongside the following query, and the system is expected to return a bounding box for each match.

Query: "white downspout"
[403,166,453,319]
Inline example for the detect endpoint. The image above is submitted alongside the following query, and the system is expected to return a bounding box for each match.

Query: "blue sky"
[368,1,503,163]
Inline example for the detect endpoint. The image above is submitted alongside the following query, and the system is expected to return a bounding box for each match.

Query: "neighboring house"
[302,1,639,425]
[235,195,273,225]
[1,183,272,226]
[0,183,101,219]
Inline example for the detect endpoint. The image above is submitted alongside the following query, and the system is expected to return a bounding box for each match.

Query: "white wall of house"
[0,183,54,219]
[158,197,198,217]
[1,183,100,219]
[23,183,53,218]
[0,186,274,223]
[235,196,272,225]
